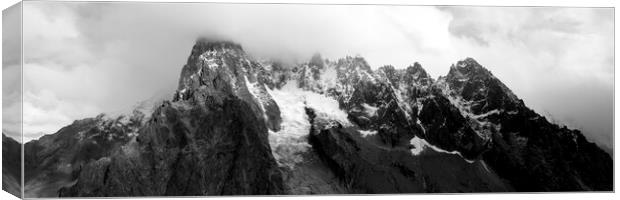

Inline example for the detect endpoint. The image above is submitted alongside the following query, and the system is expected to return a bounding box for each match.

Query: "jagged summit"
[459,57,481,67]
[181,39,245,74]
[175,39,260,100]
[404,62,433,86]
[406,62,428,77]
[336,55,372,72]
[447,57,493,80]
[174,39,283,130]
[441,57,521,115]
[376,62,433,97]
[455,57,482,69]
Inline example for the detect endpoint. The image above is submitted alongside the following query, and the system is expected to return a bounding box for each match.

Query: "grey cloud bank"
[2,2,613,150]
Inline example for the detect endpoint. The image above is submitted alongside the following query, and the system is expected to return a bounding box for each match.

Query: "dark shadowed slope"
[439,58,613,191]
[2,134,21,197]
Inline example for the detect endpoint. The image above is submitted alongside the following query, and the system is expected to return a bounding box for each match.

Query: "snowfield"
[266,78,478,168]
[266,81,352,168]
[359,130,378,137]
[361,103,379,117]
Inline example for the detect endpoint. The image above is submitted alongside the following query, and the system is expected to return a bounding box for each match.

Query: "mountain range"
[2,38,613,197]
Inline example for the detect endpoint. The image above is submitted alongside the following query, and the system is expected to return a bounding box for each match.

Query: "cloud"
[2,3,21,68]
[2,4,22,141]
[13,2,613,150]
[17,2,455,141]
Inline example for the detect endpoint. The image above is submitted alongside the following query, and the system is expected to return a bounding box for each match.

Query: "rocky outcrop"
[417,89,490,159]
[442,58,521,115]
[441,58,613,191]
[377,63,488,159]
[306,108,512,193]
[295,56,420,147]
[58,39,285,196]
[60,98,284,196]
[2,134,21,198]
[306,108,425,193]
[173,38,282,131]
[21,114,140,197]
[346,72,417,147]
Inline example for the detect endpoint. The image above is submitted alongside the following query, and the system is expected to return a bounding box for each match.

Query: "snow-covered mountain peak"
[174,39,268,101]
[439,58,522,120]
[447,57,492,81]
[336,55,372,73]
[406,62,429,77]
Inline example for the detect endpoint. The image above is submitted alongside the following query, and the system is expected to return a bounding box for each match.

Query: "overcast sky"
[2,2,613,149]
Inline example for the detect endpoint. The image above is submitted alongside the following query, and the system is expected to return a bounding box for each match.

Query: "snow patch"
[387,83,412,120]
[298,89,352,126]
[263,63,273,71]
[416,119,426,135]
[244,75,273,127]
[200,50,220,69]
[409,136,427,155]
[409,136,475,163]
[321,66,339,89]
[362,71,377,84]
[75,131,86,141]
[359,130,377,137]
[361,103,379,117]
[416,102,424,116]
[473,109,501,119]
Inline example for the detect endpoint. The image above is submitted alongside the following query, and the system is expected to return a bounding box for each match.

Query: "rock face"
[377,63,489,159]
[60,99,283,196]
[58,39,285,196]
[2,134,21,197]
[439,58,613,191]
[12,40,612,197]
[23,114,141,197]
[416,89,490,160]
[173,39,282,132]
[306,108,511,193]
